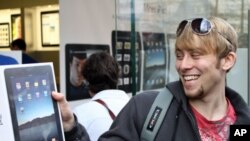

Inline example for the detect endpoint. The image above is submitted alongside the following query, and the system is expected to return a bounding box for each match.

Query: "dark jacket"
[22,53,37,64]
[65,81,250,141]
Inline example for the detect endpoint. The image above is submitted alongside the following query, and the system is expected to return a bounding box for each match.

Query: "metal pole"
[131,0,136,96]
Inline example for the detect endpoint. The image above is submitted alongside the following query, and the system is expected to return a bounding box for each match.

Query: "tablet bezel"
[4,64,64,141]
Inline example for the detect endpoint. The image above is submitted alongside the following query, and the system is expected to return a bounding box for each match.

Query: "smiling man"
[52,17,250,141]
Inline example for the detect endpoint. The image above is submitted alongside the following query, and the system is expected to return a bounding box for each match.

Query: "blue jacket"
[0,54,18,65]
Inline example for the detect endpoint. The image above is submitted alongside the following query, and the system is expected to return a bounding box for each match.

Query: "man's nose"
[179,55,194,70]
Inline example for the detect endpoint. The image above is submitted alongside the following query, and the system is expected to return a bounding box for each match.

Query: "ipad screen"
[65,44,110,101]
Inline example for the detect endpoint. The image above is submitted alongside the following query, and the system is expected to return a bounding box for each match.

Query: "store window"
[113,0,250,104]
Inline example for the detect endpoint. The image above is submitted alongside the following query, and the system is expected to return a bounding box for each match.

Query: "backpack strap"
[140,87,173,141]
[94,99,116,120]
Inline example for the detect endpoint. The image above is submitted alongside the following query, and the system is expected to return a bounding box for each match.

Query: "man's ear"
[221,52,236,71]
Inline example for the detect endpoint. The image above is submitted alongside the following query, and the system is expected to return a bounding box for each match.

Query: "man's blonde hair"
[175,17,238,59]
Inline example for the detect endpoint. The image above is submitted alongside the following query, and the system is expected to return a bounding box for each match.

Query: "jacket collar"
[167,81,250,124]
[225,87,250,124]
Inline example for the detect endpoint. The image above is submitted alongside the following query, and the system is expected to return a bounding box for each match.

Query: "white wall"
[59,0,116,108]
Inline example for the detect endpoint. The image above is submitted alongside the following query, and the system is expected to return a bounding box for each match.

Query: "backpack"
[140,87,173,141]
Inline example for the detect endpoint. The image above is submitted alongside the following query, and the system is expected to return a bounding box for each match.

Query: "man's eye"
[192,53,200,56]
[191,52,201,58]
[175,53,183,60]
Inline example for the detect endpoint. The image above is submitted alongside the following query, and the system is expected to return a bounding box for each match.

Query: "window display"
[112,30,141,93]
[11,14,22,41]
[41,11,59,47]
[142,32,167,90]
[65,44,110,101]
[0,23,10,47]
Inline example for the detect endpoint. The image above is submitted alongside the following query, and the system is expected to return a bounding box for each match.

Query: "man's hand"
[52,91,75,132]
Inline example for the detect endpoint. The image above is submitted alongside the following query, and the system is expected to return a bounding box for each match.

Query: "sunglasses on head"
[176,18,233,46]
[176,18,213,36]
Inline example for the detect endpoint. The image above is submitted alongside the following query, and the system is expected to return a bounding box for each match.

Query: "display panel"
[142,32,167,90]
[41,11,60,47]
[11,14,22,41]
[65,44,110,101]
[0,23,10,47]
[166,34,178,82]
[4,64,64,141]
[112,30,141,93]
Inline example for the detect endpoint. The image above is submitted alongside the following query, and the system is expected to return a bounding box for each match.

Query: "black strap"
[94,99,116,120]
[140,87,173,141]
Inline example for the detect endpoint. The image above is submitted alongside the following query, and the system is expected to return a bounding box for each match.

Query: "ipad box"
[0,63,65,141]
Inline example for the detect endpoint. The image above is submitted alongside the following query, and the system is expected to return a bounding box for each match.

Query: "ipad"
[65,44,110,101]
[142,32,167,90]
[111,30,141,93]
[4,64,64,141]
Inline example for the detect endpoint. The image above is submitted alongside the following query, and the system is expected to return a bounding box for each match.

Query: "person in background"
[52,17,250,141]
[10,38,37,64]
[0,54,18,65]
[68,53,89,100]
[52,52,130,141]
[73,52,130,141]
[74,52,129,141]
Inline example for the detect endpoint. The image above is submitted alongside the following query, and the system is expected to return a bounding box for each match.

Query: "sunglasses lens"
[191,18,212,34]
[176,20,188,36]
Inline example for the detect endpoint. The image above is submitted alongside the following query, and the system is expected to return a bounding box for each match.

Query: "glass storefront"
[113,0,250,104]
